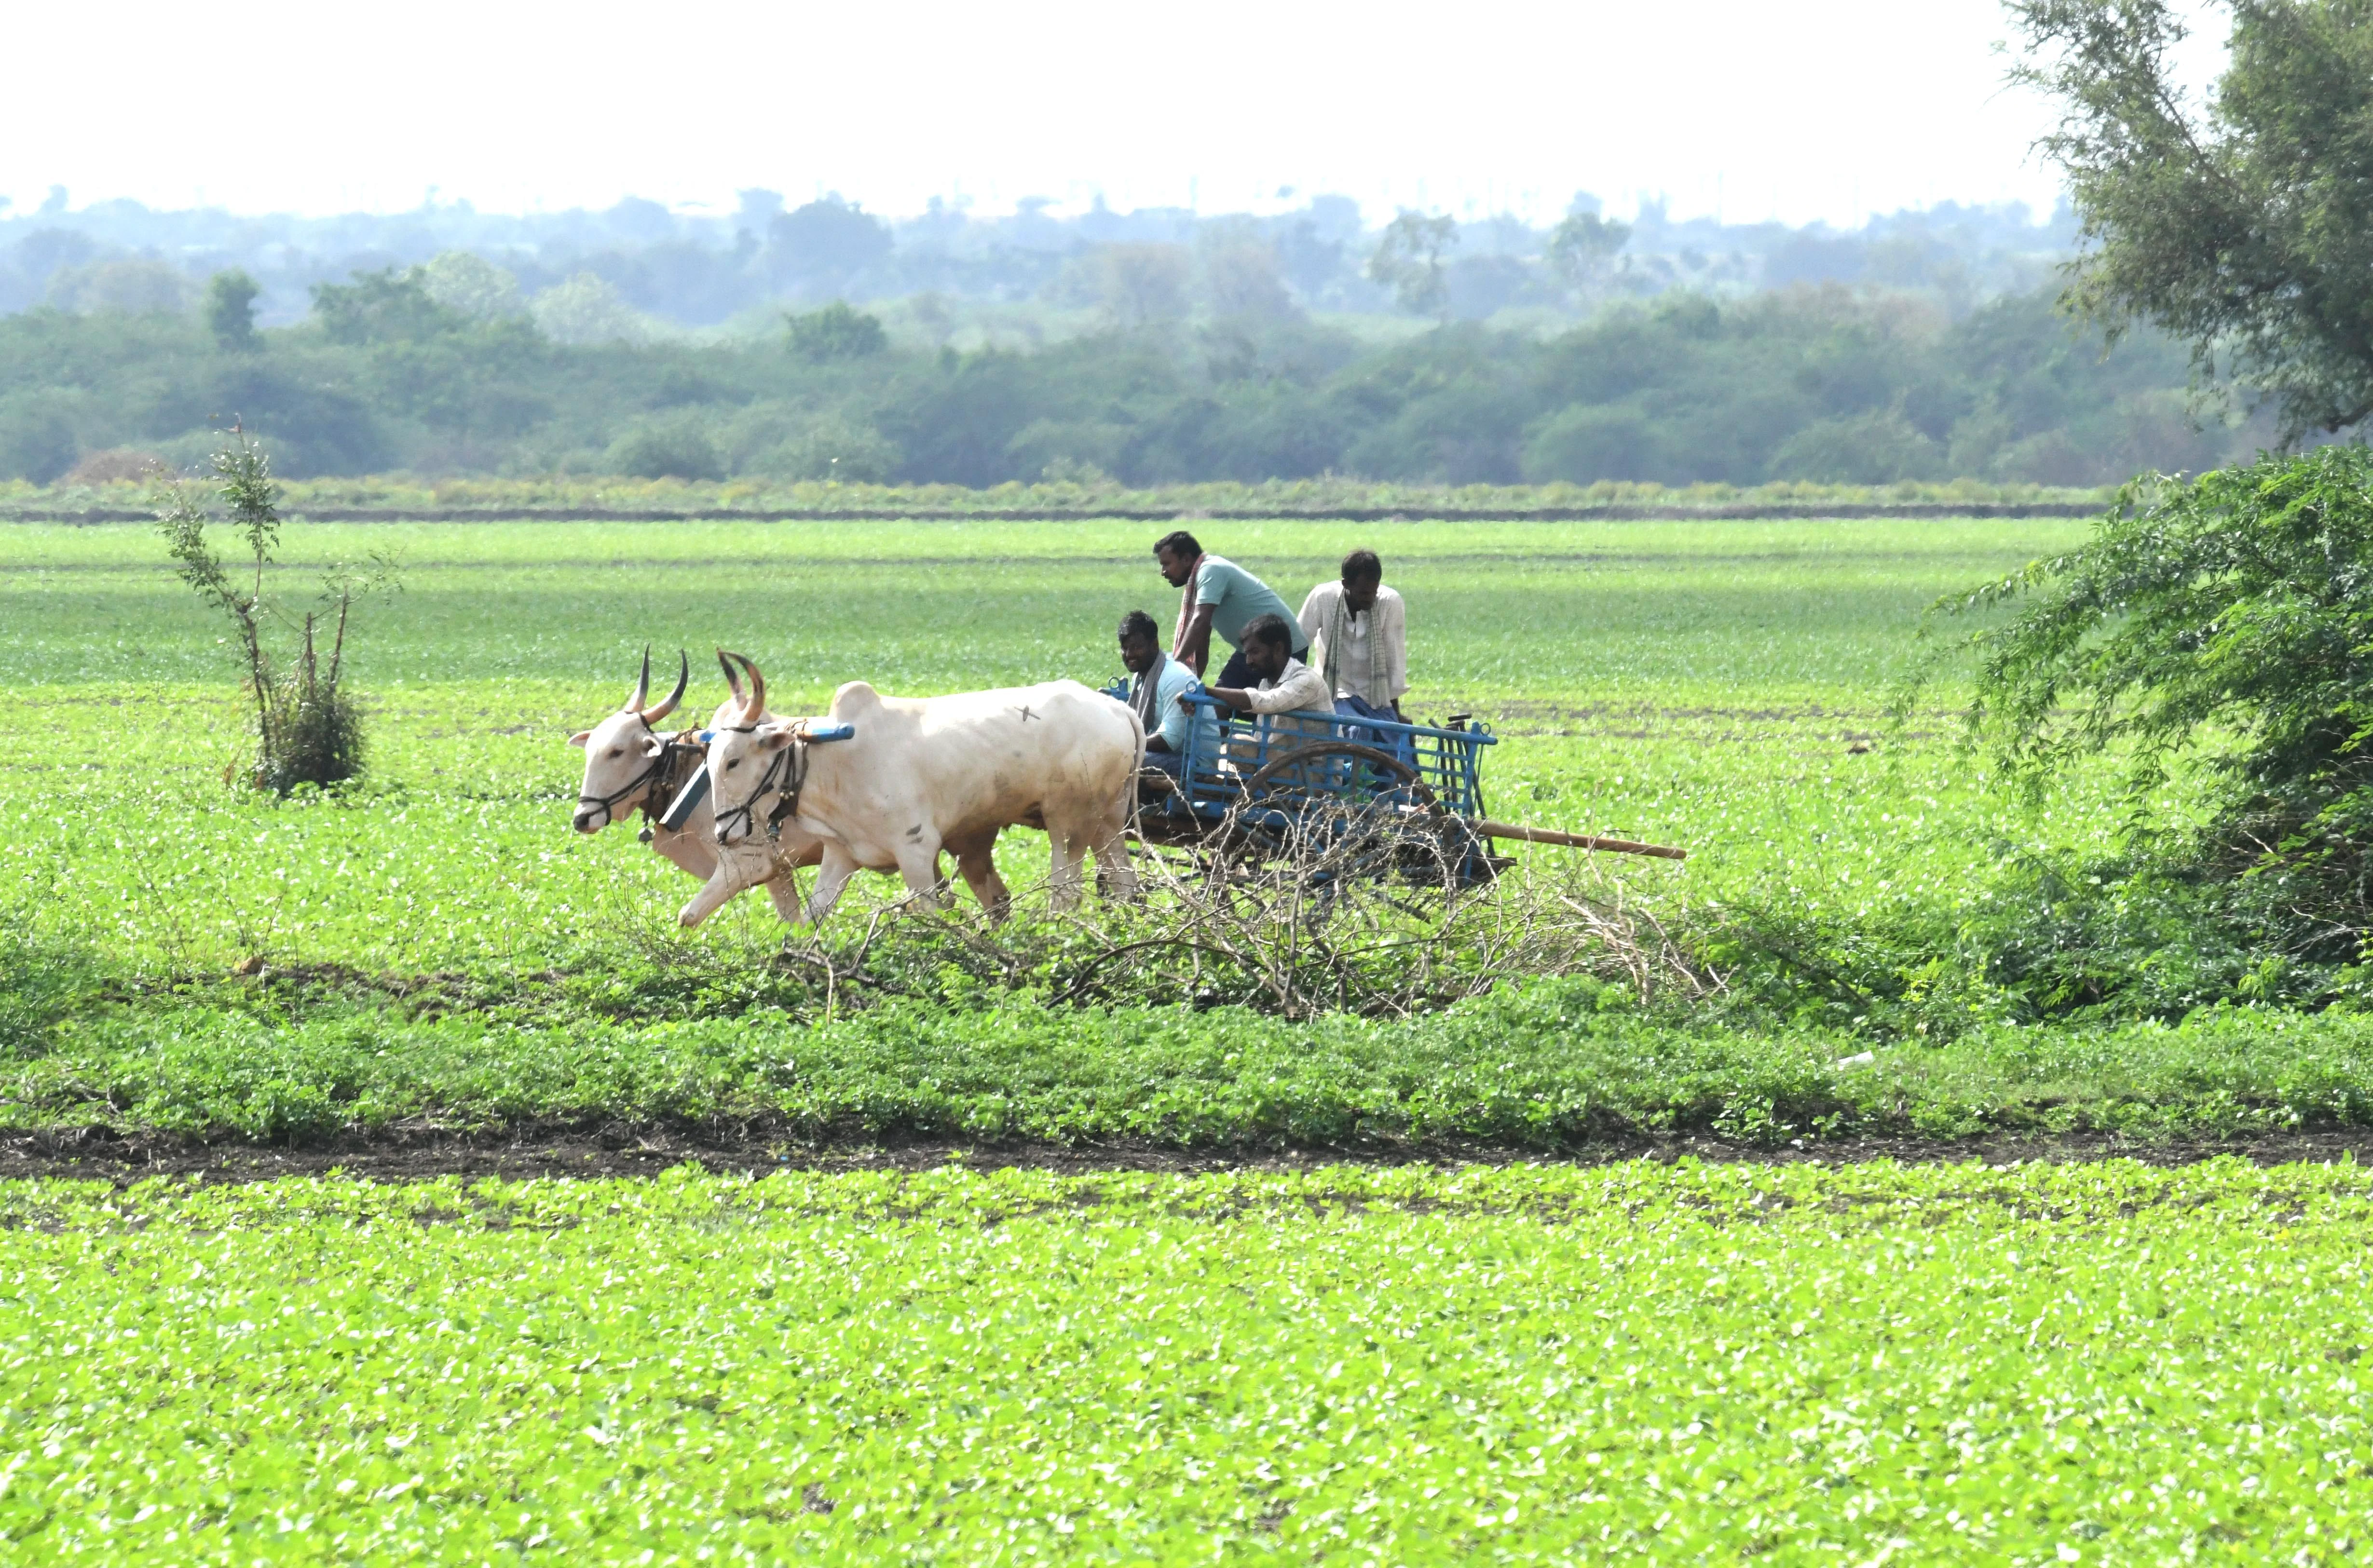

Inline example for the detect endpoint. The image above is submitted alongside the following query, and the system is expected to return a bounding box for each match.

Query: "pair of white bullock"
[569,650,1142,928]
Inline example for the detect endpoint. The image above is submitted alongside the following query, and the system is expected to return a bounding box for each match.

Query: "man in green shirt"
[1154,529,1311,692]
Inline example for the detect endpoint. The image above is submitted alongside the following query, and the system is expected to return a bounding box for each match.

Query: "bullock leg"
[763,873,805,926]
[803,843,865,926]
[1047,828,1089,912]
[947,831,1011,923]
[679,847,762,929]
[762,837,823,925]
[893,834,947,911]
[1091,798,1139,902]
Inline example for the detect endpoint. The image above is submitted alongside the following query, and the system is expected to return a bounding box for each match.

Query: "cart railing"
[1108,679,1495,823]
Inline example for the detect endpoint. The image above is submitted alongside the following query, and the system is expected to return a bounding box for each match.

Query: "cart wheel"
[1240,741,1435,804]
[1233,741,1463,889]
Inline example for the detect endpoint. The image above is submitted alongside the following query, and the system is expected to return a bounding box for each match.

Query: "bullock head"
[705,650,805,844]
[567,647,688,833]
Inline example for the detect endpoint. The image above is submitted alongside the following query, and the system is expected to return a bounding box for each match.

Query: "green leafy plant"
[154,430,397,794]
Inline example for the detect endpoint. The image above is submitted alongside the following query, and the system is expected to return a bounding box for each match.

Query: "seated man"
[1117,609,1213,787]
[1200,613,1337,782]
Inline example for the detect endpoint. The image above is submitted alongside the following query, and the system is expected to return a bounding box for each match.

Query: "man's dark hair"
[1118,609,1159,644]
[1155,529,1201,560]
[1342,549,1382,583]
[1243,613,1294,652]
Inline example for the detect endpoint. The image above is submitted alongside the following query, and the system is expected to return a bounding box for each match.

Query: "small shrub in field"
[154,431,396,794]
[0,910,95,1059]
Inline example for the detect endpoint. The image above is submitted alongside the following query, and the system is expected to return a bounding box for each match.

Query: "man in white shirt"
[1205,607,1338,749]
[1297,549,1407,723]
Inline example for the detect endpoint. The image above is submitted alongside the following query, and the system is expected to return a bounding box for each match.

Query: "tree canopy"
[2012,0,2373,437]
[0,269,2266,485]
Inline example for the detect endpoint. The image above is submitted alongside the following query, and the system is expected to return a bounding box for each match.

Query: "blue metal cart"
[1111,684,1511,885]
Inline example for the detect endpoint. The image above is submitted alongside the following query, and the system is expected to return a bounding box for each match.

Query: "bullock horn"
[624,645,652,714]
[641,649,689,723]
[716,649,744,705]
[730,651,765,723]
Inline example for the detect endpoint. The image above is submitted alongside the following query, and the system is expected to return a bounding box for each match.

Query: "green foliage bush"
[604,418,726,481]
[1908,447,2373,1000]
[0,912,94,1060]
[784,300,886,361]
[154,434,389,793]
[21,965,2373,1146]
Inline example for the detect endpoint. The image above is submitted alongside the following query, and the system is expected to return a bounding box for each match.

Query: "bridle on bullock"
[576,716,705,839]
[709,722,813,845]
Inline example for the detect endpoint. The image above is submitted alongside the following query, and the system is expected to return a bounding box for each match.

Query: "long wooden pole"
[1470,818,1687,860]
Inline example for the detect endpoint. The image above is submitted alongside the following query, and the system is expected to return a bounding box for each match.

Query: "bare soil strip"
[6,1123,2371,1186]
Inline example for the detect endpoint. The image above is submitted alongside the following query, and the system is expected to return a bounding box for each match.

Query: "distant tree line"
[0,187,2075,332]
[0,257,2262,487]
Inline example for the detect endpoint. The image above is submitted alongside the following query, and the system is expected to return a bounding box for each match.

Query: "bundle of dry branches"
[675,803,1713,1019]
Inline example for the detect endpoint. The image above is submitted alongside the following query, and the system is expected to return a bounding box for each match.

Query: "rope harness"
[574,717,704,841]
[710,723,811,844]
[635,738,705,843]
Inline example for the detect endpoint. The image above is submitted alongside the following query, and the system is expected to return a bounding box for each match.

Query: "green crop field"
[0,513,2096,974]
[0,512,2331,1148]
[5,1159,2370,1564]
[4,511,2368,1562]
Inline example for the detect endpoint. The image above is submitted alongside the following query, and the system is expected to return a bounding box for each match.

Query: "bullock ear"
[757,720,801,751]
[568,730,592,748]
[639,732,666,757]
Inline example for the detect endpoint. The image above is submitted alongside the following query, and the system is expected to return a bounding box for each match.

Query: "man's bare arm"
[1176,604,1217,675]
[1194,685,1255,713]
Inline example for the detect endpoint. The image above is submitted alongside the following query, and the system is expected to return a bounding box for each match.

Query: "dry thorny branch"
[655,803,1714,1019]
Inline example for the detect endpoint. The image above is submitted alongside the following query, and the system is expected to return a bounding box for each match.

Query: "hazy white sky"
[0,0,2223,227]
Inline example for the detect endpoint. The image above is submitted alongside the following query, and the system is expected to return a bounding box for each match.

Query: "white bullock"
[678,651,1142,928]
[568,649,822,924]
